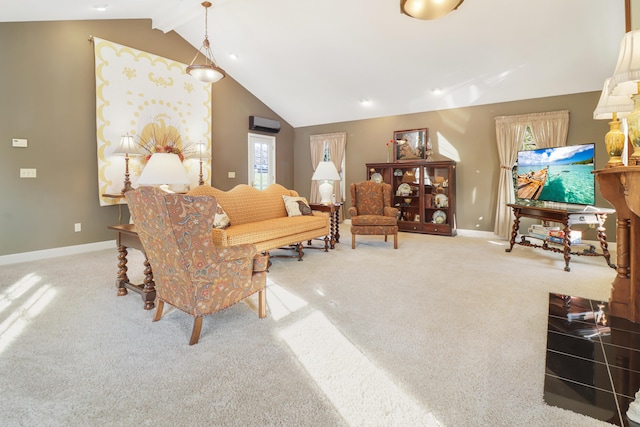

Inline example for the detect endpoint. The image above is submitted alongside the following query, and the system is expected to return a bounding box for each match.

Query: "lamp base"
[318,180,334,205]
[605,119,625,168]
[627,91,640,166]
[606,157,624,168]
[121,179,134,193]
[630,140,640,165]
[121,157,134,193]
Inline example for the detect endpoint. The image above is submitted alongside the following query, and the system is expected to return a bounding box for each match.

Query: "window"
[512,125,537,198]
[248,133,275,189]
[522,125,537,150]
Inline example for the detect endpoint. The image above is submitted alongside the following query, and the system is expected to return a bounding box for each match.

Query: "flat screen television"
[516,143,595,206]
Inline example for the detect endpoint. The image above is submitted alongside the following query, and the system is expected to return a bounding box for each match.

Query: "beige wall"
[293,92,611,234]
[0,20,293,256]
[0,20,614,257]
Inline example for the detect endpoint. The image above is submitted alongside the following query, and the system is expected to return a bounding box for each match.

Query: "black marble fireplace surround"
[545,294,640,426]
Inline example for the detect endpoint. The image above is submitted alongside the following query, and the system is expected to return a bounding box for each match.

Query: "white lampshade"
[401,0,464,20]
[138,153,190,187]
[312,161,341,181]
[593,78,634,120]
[312,161,340,205]
[194,142,209,159]
[610,30,640,94]
[113,134,140,155]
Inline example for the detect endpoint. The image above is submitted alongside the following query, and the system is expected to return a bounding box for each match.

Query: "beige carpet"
[0,225,616,426]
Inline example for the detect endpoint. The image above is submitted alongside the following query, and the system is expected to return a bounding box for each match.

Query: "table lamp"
[112,134,141,193]
[194,142,210,186]
[312,160,341,205]
[609,30,640,165]
[137,153,190,192]
[593,78,633,167]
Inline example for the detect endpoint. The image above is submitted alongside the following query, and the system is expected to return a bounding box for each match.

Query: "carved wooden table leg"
[334,208,341,243]
[329,215,336,249]
[505,208,520,252]
[596,213,616,269]
[142,255,156,310]
[562,221,571,272]
[116,244,129,296]
[108,224,156,310]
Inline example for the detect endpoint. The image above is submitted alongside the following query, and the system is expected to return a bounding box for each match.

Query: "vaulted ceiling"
[2,0,627,127]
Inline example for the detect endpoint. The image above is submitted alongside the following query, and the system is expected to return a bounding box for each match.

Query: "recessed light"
[360,99,372,106]
[93,4,109,12]
[431,88,444,95]
[229,53,238,60]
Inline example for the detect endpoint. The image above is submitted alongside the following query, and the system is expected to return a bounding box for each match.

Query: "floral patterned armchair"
[125,187,268,345]
[348,181,399,249]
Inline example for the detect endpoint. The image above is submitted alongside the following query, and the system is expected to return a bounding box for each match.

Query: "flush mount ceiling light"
[187,1,226,83]
[400,0,464,20]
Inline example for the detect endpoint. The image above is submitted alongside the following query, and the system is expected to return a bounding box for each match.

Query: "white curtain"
[528,110,569,150]
[310,132,347,205]
[493,110,569,239]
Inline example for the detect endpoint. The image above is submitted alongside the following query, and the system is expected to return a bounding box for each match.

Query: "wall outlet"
[228,171,236,178]
[74,223,81,232]
[20,168,37,178]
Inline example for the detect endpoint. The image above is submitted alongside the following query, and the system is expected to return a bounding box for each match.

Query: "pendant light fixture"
[187,1,226,83]
[400,0,464,20]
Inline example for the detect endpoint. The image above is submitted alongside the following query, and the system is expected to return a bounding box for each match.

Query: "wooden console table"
[107,224,156,310]
[505,204,615,272]
[593,166,640,322]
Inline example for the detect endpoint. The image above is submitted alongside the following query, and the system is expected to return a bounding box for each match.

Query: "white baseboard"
[0,228,616,266]
[345,220,500,239]
[456,229,500,239]
[0,240,115,266]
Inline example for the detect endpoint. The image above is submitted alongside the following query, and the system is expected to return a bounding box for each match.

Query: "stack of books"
[549,229,582,244]
[527,224,555,240]
[527,225,582,244]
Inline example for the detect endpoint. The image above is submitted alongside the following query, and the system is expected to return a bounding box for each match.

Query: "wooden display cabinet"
[365,160,456,236]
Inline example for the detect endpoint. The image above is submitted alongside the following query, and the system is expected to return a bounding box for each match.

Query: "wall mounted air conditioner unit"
[249,116,281,134]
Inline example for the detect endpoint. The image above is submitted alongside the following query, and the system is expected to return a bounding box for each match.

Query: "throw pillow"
[213,204,231,229]
[283,195,313,217]
[297,200,313,215]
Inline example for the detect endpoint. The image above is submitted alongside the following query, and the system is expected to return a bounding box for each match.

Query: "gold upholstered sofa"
[188,183,330,259]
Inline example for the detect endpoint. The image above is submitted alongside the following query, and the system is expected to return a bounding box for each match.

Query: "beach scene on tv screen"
[516,144,595,206]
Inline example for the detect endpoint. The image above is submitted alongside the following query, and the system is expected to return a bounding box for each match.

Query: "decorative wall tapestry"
[93,37,212,206]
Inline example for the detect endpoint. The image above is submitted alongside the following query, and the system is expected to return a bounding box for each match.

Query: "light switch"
[228,171,236,178]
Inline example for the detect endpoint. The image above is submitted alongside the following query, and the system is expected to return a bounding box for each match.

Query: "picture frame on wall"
[393,128,428,162]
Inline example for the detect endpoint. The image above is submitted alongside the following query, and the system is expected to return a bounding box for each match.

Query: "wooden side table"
[107,224,156,310]
[310,202,342,249]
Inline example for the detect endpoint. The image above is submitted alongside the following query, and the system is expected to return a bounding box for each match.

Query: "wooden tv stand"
[505,203,615,272]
